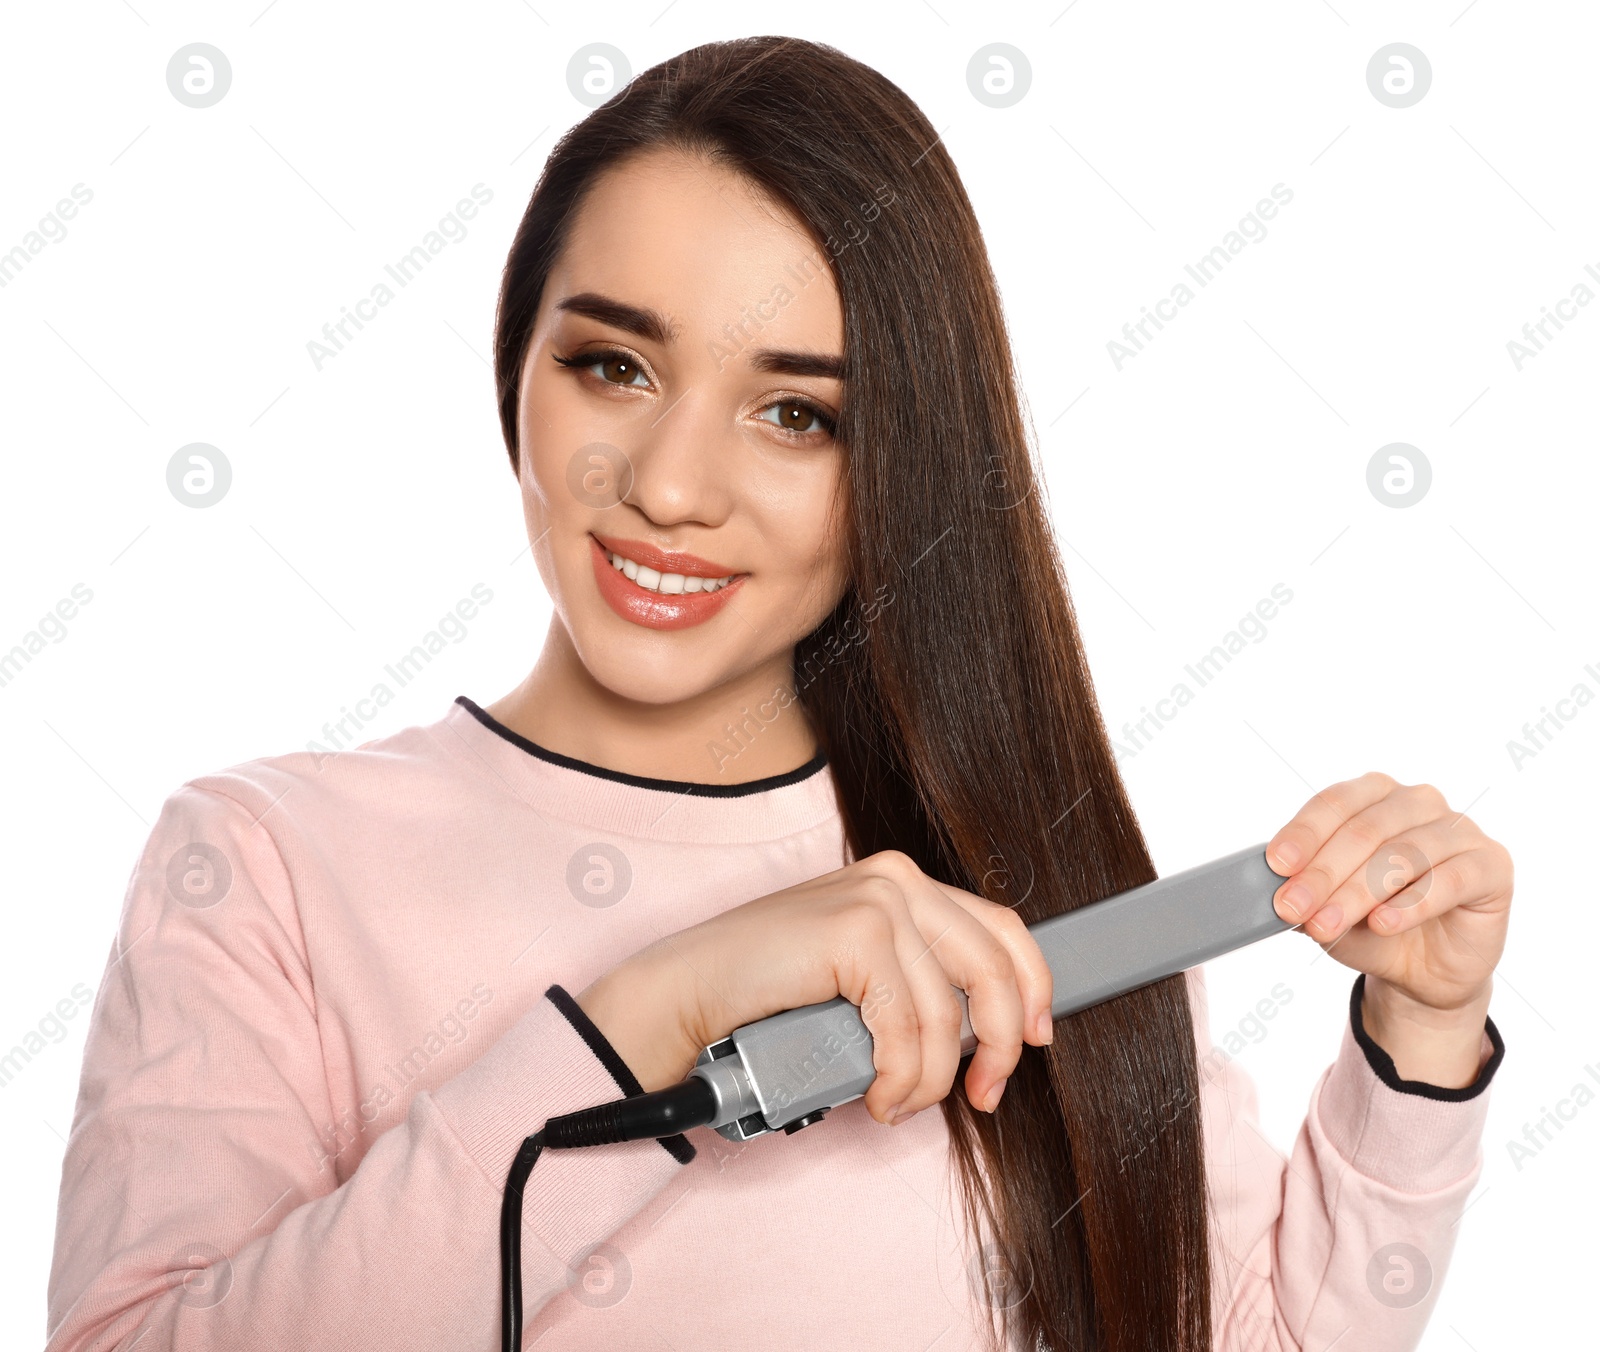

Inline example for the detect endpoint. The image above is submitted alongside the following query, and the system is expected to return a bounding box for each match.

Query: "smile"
[589,534,746,631]
[605,550,733,594]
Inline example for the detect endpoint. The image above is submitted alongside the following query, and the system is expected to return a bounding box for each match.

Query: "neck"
[485,618,819,786]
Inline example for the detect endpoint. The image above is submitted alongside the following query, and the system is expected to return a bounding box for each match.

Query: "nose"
[620,386,737,530]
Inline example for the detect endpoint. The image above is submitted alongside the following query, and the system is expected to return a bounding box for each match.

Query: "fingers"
[854,854,1031,1123]
[1271,781,1450,939]
[914,901,1024,1117]
[1273,834,1506,992]
[1367,839,1511,937]
[833,888,927,1127]
[1267,771,1403,879]
[1312,817,1476,939]
[883,882,970,1122]
[931,878,1054,1046]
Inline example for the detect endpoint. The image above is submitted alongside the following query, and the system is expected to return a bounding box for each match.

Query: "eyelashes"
[551,346,648,387]
[551,345,839,440]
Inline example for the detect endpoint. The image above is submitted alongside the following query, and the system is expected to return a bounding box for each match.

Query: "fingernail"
[885,1102,904,1125]
[1313,904,1342,935]
[1281,883,1313,918]
[1371,905,1397,930]
[983,1078,1008,1112]
[1035,1011,1054,1044]
[1270,841,1301,872]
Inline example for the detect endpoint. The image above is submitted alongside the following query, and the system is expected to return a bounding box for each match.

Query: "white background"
[2,1,1594,1346]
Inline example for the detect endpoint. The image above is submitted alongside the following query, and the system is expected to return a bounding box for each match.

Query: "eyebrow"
[555,290,845,382]
[747,347,845,381]
[557,292,677,345]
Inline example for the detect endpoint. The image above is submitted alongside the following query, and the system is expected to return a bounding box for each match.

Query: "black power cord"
[499,1078,720,1351]
[498,1132,545,1351]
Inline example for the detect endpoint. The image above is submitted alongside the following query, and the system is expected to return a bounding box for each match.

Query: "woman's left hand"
[1266,772,1513,1014]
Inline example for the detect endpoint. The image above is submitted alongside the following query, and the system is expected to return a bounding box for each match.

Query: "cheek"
[519,372,631,526]
[516,451,557,575]
[521,445,558,525]
[518,404,595,552]
[515,417,579,600]
[517,357,579,493]
[518,393,561,508]
[759,473,850,611]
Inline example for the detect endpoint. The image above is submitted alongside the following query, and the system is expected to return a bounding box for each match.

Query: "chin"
[572,630,743,708]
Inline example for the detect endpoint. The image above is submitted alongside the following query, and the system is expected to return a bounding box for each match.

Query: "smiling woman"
[46,33,1509,1352]
[488,146,852,775]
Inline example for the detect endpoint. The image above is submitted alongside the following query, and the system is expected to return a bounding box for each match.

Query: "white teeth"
[608,551,732,595]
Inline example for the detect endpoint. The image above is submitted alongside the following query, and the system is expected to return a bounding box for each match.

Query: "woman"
[46,35,1510,1352]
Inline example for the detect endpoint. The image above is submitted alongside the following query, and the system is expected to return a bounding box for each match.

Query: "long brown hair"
[493,36,1211,1352]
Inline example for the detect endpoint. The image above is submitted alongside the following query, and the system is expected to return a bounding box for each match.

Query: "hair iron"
[499,843,1293,1346]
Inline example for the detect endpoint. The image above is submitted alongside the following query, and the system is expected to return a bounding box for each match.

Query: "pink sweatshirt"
[46,695,1504,1351]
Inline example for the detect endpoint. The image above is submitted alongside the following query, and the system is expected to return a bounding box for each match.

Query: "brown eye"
[759,399,833,436]
[554,348,651,387]
[599,356,643,386]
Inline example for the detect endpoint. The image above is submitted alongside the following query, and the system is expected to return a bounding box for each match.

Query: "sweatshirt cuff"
[1349,972,1505,1102]
[1315,973,1503,1193]
[544,984,695,1164]
[430,989,695,1193]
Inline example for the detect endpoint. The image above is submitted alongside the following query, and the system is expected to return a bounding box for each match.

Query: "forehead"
[549,147,843,350]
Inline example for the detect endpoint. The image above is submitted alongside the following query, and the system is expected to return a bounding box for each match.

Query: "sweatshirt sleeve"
[1193,965,1504,1352]
[44,783,692,1352]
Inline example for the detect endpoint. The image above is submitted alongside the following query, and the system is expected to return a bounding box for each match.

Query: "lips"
[592,533,736,580]
[589,534,746,631]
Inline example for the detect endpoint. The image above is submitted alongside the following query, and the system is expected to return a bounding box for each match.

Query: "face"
[514,146,851,709]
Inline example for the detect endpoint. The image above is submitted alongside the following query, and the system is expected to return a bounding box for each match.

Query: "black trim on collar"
[1350,972,1505,1103]
[544,984,696,1165]
[455,695,827,798]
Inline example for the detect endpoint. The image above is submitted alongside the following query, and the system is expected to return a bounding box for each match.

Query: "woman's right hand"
[574,850,1054,1125]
